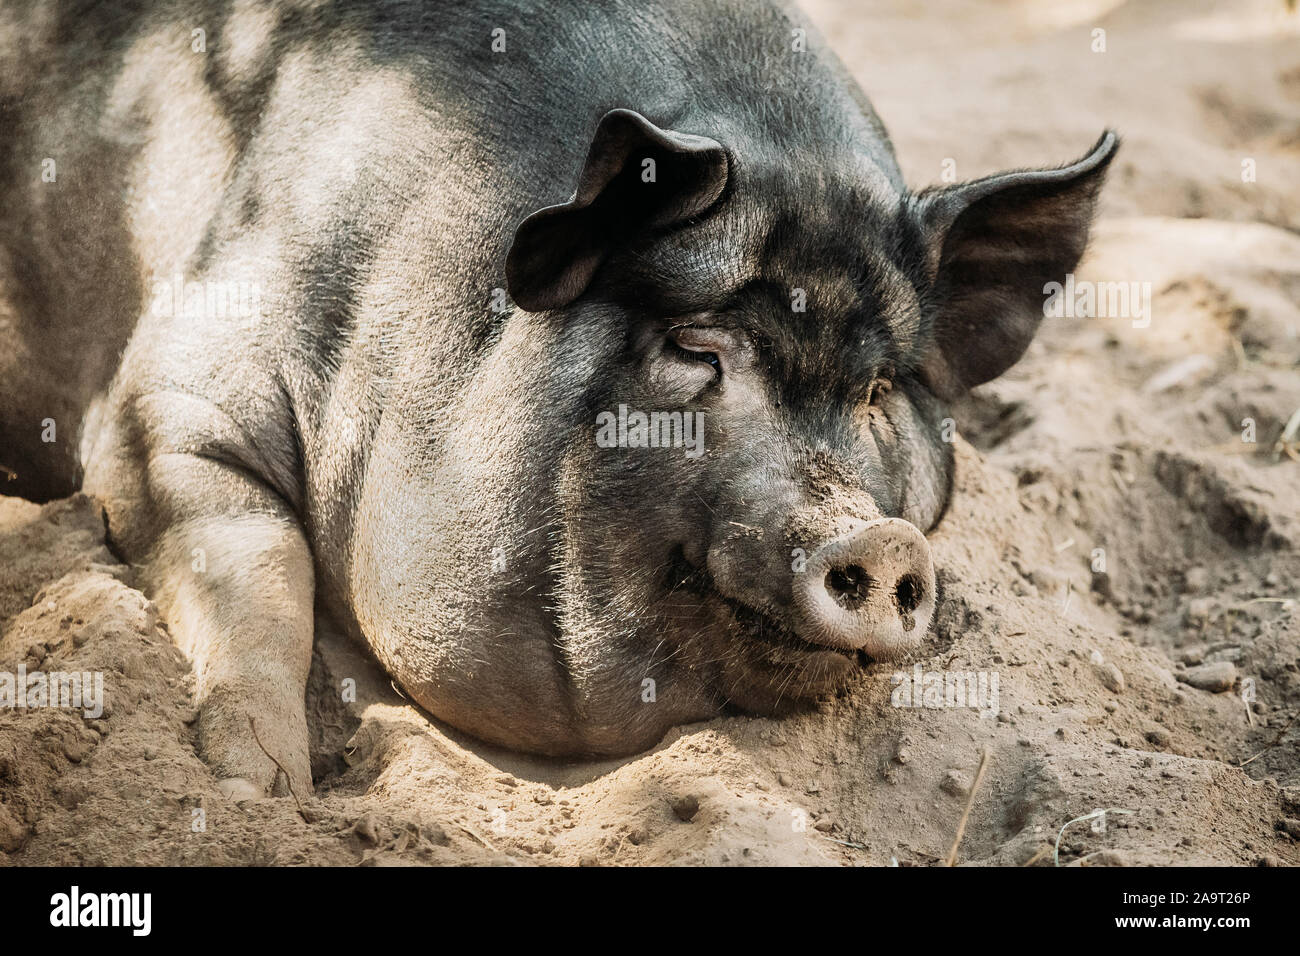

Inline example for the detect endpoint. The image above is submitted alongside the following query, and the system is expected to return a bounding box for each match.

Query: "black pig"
[0,0,1115,797]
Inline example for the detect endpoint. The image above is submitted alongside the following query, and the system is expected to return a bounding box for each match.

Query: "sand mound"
[0,435,1296,865]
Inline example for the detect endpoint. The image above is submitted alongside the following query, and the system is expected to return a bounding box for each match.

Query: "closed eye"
[668,338,721,372]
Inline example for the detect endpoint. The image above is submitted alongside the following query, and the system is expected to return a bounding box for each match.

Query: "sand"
[2,0,1298,866]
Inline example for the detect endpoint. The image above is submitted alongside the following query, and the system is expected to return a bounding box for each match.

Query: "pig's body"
[0,0,1114,795]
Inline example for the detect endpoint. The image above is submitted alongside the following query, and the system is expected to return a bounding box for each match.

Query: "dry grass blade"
[1054,808,1134,866]
[1021,845,1052,867]
[249,716,309,821]
[945,748,990,867]
[1273,406,1300,462]
[1238,711,1299,768]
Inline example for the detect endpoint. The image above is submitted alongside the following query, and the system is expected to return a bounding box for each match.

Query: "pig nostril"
[825,565,870,611]
[895,574,923,615]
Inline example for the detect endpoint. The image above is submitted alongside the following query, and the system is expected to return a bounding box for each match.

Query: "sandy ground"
[3,0,1299,866]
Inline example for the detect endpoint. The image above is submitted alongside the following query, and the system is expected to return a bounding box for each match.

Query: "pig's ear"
[506,109,729,311]
[913,131,1118,398]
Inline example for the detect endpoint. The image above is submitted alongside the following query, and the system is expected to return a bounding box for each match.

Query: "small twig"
[1273,406,1300,462]
[459,824,496,851]
[611,832,627,863]
[1233,597,1295,608]
[0,463,15,480]
[1021,845,1052,867]
[821,835,867,850]
[1238,711,1299,768]
[1230,336,1247,370]
[248,716,308,822]
[945,748,990,867]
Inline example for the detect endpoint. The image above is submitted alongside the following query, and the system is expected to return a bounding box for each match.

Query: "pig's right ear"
[506,109,729,312]
[912,132,1119,399]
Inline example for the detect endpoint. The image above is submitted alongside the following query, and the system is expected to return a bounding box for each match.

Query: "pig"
[0,0,1116,798]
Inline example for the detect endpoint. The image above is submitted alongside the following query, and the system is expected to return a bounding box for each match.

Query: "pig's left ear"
[506,109,729,312]
[913,132,1119,398]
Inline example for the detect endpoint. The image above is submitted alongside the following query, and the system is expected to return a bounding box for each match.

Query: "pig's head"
[505,109,1116,719]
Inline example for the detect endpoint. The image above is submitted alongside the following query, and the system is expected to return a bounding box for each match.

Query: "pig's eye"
[670,340,721,372]
[667,328,727,377]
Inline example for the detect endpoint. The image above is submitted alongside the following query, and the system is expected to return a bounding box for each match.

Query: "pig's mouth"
[665,549,872,669]
[723,595,874,668]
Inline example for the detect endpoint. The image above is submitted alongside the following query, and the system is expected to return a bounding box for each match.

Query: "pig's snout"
[793,518,936,658]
